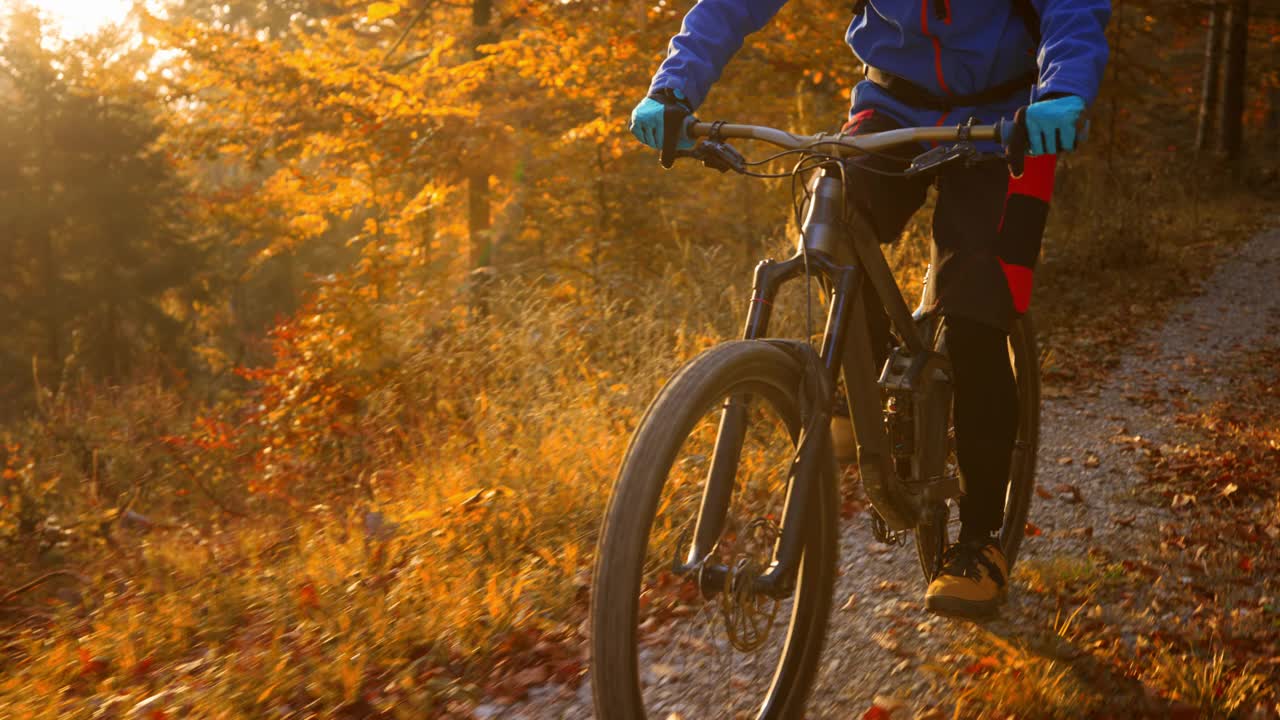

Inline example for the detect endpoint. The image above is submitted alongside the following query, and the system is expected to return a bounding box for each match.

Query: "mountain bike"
[590,117,1041,719]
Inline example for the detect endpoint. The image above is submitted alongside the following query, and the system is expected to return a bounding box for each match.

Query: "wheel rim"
[628,381,810,719]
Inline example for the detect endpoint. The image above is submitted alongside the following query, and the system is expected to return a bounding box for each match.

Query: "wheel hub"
[718,518,782,652]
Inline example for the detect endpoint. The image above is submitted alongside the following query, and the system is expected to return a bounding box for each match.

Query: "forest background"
[0,0,1278,716]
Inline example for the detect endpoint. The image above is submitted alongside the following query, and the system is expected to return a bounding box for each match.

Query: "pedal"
[868,508,905,547]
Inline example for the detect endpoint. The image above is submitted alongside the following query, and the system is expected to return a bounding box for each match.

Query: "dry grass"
[950,631,1103,720]
[0,159,1273,717]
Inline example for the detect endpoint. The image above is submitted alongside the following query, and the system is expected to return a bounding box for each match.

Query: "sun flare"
[21,0,133,37]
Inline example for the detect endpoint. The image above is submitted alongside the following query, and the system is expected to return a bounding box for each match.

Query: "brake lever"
[675,141,747,174]
[904,142,980,177]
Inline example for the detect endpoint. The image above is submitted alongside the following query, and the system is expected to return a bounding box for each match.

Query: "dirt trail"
[500,225,1280,719]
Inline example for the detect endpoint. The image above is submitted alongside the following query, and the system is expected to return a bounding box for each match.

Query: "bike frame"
[674,121,1006,599]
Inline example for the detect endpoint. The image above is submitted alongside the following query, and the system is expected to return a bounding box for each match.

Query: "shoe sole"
[925,589,1007,620]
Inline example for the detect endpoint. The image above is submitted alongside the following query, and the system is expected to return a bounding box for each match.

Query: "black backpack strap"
[863,64,1037,112]
[1012,0,1041,46]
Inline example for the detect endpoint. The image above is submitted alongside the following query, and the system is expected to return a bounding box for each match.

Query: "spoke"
[636,392,802,718]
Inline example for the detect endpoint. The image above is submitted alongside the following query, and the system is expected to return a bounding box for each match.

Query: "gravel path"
[497,225,1280,719]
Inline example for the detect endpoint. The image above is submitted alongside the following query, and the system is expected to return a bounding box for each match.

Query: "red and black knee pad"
[997,155,1056,314]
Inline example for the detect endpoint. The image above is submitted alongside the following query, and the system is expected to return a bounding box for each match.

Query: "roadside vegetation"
[937,344,1280,719]
[1,1,1276,716]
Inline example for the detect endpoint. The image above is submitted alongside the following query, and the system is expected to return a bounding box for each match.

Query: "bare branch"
[0,571,87,606]
[380,0,434,68]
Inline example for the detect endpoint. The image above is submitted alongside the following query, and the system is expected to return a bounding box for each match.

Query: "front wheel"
[914,312,1041,578]
[591,341,839,720]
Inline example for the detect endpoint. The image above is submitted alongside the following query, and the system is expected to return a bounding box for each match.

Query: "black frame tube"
[673,122,963,595]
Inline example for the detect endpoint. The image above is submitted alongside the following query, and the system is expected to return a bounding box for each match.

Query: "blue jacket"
[648,0,1110,127]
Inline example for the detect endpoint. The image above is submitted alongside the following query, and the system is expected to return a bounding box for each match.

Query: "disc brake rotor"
[718,518,782,652]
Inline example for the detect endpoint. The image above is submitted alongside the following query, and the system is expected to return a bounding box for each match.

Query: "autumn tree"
[0,7,202,407]
[1219,0,1251,159]
[1196,1,1225,152]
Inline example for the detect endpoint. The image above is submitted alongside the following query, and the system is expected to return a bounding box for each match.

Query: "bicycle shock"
[885,391,914,480]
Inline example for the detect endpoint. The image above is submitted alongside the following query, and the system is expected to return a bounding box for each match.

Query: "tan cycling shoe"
[924,539,1008,619]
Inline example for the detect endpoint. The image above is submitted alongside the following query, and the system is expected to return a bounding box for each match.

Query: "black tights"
[944,316,1018,543]
[836,109,1043,544]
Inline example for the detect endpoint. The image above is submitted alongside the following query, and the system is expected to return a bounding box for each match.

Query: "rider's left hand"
[1025,95,1086,156]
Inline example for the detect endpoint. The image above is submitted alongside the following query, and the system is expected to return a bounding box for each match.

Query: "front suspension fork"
[677,255,857,599]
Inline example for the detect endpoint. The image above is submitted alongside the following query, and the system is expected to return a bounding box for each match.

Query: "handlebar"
[669,114,1036,176]
[684,120,1007,156]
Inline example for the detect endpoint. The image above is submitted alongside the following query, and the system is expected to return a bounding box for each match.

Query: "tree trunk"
[1268,86,1280,158]
[469,0,493,273]
[1104,0,1125,175]
[1218,0,1249,160]
[1195,1,1224,153]
[1268,39,1280,158]
[40,228,59,377]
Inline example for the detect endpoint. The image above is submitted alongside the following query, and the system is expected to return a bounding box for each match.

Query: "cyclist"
[629,0,1109,618]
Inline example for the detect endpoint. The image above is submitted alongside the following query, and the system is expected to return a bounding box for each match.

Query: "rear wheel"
[914,312,1040,578]
[591,341,839,720]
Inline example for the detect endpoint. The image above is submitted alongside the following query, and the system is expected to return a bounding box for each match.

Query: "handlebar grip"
[660,105,693,169]
[1003,109,1090,176]
[1004,106,1031,177]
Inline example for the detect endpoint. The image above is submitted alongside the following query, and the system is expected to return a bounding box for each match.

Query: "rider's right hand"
[629,88,695,152]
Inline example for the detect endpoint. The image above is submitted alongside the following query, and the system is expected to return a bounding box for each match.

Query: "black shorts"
[840,109,1056,333]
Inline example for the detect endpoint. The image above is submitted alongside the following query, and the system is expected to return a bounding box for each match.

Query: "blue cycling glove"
[1025,95,1086,156]
[630,88,694,153]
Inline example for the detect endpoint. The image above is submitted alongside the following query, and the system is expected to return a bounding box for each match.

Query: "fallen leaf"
[1239,556,1253,573]
[872,695,907,713]
[1025,522,1043,537]
[962,655,1001,675]
[78,648,109,677]
[1054,483,1085,504]
[841,594,858,611]
[1084,454,1100,468]
[511,666,548,687]
[1171,493,1196,509]
[132,657,155,677]
[298,581,319,609]
[861,707,892,720]
[650,663,678,679]
[551,659,584,683]
[1057,456,1073,465]
[1035,485,1054,500]
[1220,482,1239,498]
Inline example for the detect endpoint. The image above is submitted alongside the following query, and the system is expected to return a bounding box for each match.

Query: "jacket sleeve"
[647,0,790,110]
[1030,0,1111,106]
